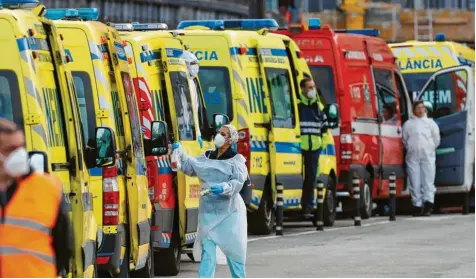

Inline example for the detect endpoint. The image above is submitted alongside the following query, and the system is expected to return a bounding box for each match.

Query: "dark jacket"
[0,171,73,276]
[298,93,328,151]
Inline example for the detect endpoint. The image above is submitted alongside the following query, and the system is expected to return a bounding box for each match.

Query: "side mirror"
[150,121,169,156]
[423,100,433,112]
[213,114,230,132]
[326,103,340,129]
[28,151,49,174]
[95,127,116,167]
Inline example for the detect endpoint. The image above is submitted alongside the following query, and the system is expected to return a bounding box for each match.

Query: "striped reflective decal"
[3,217,50,234]
[351,122,402,138]
[0,246,55,265]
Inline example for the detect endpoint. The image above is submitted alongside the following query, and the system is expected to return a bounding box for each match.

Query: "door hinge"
[96,109,110,119]
[25,113,41,125]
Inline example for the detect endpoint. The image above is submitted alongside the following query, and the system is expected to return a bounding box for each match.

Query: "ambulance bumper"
[336,164,366,197]
[96,224,126,274]
[151,203,174,249]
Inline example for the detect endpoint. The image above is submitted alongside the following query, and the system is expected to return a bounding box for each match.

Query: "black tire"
[154,225,181,276]
[130,243,154,278]
[323,177,336,227]
[462,191,470,215]
[114,244,129,278]
[361,173,373,220]
[248,186,274,235]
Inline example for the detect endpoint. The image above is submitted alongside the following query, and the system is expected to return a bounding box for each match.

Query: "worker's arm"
[52,195,73,276]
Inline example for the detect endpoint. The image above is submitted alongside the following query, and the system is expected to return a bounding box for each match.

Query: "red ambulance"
[276,19,413,218]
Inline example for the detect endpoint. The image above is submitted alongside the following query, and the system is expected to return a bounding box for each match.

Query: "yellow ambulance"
[176,19,339,235]
[113,22,213,275]
[44,8,153,277]
[0,1,97,277]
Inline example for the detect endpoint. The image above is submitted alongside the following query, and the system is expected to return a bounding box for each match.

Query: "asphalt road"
[168,214,475,278]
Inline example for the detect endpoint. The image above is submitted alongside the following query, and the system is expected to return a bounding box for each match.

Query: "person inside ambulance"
[382,104,397,124]
[181,50,203,148]
[171,124,247,278]
[0,118,73,277]
[298,77,328,218]
[402,101,440,217]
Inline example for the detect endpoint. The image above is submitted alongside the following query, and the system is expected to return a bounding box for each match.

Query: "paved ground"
[167,214,475,278]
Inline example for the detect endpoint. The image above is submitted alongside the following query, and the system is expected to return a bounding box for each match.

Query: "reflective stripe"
[300,121,321,128]
[301,128,321,134]
[0,246,55,265]
[3,217,50,234]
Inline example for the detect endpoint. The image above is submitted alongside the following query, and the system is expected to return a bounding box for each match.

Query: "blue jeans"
[301,149,321,210]
[199,237,246,278]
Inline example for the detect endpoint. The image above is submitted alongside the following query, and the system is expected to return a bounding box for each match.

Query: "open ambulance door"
[417,65,474,194]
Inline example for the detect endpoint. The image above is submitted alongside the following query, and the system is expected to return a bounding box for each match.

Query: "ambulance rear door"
[256,40,303,203]
[417,65,474,193]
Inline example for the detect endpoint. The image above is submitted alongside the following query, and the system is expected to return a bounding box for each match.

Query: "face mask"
[188,64,199,77]
[307,90,316,99]
[0,147,29,178]
[214,134,226,148]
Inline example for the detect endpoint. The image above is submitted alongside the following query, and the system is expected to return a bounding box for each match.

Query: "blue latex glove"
[198,136,203,149]
[171,142,181,151]
[210,185,224,196]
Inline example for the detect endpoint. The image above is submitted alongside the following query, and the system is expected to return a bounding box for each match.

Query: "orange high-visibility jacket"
[0,172,62,278]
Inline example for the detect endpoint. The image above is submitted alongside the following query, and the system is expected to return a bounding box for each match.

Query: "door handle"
[397,128,401,135]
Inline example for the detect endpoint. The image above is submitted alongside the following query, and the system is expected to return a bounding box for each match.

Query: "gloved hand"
[198,136,203,149]
[210,185,224,196]
[172,142,181,151]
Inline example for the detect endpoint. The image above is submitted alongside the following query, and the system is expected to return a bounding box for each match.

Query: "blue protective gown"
[177,147,248,277]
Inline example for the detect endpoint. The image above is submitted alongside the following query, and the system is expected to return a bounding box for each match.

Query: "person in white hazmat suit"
[181,50,203,148]
[171,124,247,278]
[403,101,440,216]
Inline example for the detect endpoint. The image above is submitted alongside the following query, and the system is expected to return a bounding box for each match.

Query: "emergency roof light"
[44,8,99,21]
[0,0,39,9]
[177,19,279,31]
[112,22,168,31]
[435,33,446,42]
[334,28,380,37]
[308,18,321,30]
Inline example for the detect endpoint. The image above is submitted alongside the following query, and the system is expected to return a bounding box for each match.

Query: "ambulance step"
[182,248,193,254]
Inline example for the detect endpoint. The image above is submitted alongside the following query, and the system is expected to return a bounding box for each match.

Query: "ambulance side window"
[394,72,409,122]
[374,69,400,124]
[170,71,196,141]
[265,68,295,128]
[194,78,212,141]
[0,70,23,126]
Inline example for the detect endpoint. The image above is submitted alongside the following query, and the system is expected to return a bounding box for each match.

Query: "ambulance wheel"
[154,220,181,276]
[130,242,154,278]
[462,191,470,215]
[361,173,373,220]
[323,177,336,227]
[248,187,274,235]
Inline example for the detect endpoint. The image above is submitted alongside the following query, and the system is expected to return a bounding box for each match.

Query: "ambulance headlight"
[0,0,39,9]
[308,18,321,30]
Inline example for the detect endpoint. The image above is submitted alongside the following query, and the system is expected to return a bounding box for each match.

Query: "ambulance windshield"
[309,66,336,105]
[197,66,232,124]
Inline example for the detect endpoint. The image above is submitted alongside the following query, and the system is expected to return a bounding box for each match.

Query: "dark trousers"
[301,149,321,210]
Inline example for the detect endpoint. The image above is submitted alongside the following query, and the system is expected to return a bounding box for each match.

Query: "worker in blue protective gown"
[172,124,248,278]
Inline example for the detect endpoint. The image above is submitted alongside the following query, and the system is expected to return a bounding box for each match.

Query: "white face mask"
[188,64,199,77]
[307,90,316,99]
[214,134,226,148]
[0,147,29,178]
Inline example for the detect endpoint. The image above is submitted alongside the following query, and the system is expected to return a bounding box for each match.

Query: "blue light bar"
[435,33,446,42]
[308,18,321,30]
[177,19,279,31]
[0,0,39,9]
[44,8,99,21]
[334,28,380,37]
[113,22,169,31]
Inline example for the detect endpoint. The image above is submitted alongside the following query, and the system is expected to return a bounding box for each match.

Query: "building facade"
[42,0,250,28]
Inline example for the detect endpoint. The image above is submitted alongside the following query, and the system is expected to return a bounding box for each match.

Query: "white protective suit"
[181,51,202,142]
[402,114,440,207]
[175,146,248,265]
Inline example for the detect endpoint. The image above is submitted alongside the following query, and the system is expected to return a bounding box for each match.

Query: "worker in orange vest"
[0,118,73,277]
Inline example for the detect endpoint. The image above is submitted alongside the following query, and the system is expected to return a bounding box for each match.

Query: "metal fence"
[41,0,249,28]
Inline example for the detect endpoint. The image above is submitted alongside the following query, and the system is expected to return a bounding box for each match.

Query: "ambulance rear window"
[170,71,196,141]
[265,68,295,128]
[0,70,22,126]
[402,72,433,101]
[121,72,145,157]
[198,66,233,124]
[72,71,96,147]
[309,66,336,105]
